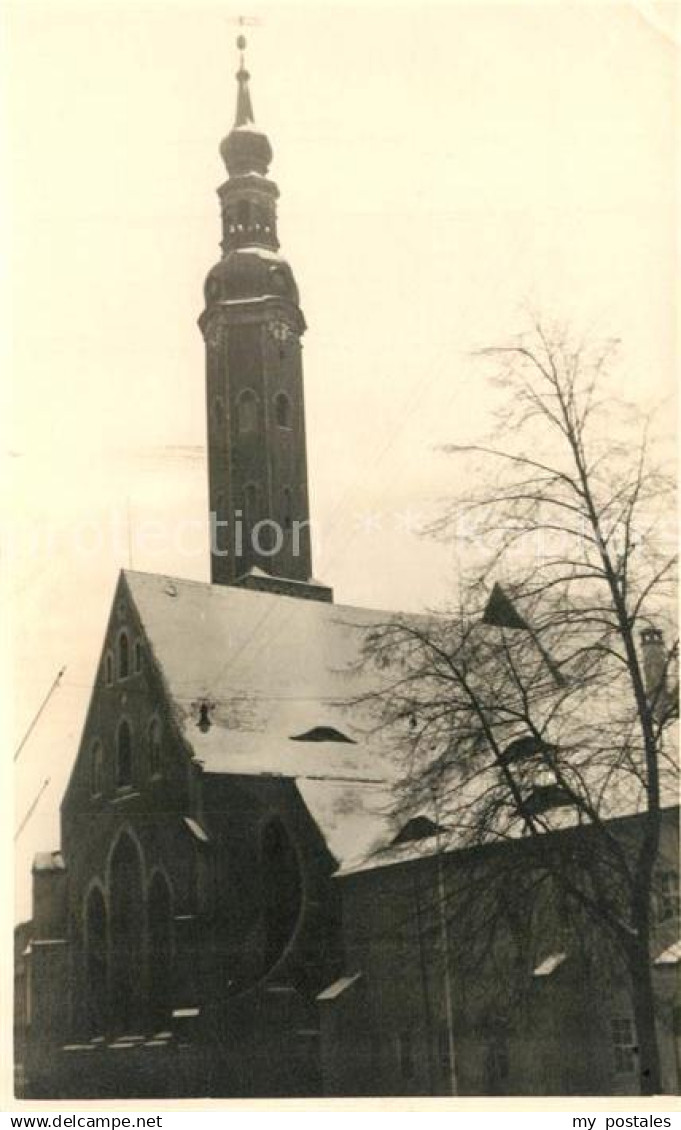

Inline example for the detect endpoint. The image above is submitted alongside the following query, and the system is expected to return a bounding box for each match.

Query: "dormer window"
[502,734,569,817]
[118,632,130,680]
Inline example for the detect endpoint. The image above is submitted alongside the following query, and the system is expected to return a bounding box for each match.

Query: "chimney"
[640,627,668,719]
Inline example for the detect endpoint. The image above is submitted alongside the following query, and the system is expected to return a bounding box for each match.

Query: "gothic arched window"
[262,819,302,971]
[237,390,258,434]
[275,392,292,429]
[116,720,133,788]
[110,835,144,1032]
[118,632,129,680]
[148,717,162,778]
[91,741,104,796]
[134,640,143,674]
[148,872,173,1027]
[104,652,113,687]
[85,886,108,1035]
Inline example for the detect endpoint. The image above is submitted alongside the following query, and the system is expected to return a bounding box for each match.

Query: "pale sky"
[4,1,678,920]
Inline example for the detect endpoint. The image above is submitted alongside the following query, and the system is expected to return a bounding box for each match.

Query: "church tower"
[199,37,330,601]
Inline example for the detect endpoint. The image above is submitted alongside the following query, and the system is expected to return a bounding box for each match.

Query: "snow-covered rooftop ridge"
[335,801,681,878]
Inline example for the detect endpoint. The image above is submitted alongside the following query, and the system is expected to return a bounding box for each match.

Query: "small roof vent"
[290,726,356,744]
[392,815,444,845]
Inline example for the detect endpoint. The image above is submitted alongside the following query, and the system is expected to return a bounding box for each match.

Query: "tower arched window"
[237,390,258,433]
[274,392,292,429]
[281,487,293,531]
[244,483,258,530]
[104,652,113,687]
[148,717,162,778]
[237,199,250,231]
[134,640,143,674]
[116,720,133,789]
[118,632,129,680]
[91,741,104,796]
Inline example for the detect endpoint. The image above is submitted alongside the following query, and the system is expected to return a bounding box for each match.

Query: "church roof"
[122,571,678,874]
[123,570,404,865]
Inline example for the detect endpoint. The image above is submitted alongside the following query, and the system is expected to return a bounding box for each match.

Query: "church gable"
[60,573,194,854]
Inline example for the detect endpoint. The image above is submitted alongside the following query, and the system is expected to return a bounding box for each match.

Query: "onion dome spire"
[220,35,273,177]
[234,35,255,126]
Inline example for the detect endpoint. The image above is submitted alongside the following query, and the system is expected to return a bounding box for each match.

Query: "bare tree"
[361,322,678,1094]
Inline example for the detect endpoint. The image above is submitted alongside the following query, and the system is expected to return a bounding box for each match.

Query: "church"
[17,38,680,1100]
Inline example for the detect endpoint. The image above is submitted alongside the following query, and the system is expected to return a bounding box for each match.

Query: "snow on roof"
[337,828,453,877]
[337,801,681,878]
[296,778,395,866]
[124,570,402,754]
[654,939,681,966]
[32,851,66,873]
[122,571,676,875]
[234,246,286,262]
[123,570,408,862]
[194,725,386,782]
[183,816,210,843]
[533,952,567,977]
[317,972,363,1002]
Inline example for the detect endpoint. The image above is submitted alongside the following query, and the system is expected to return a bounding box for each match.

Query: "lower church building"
[16,38,679,1099]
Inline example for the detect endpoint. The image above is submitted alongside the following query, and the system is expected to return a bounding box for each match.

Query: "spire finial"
[220,22,272,176]
[235,33,254,126]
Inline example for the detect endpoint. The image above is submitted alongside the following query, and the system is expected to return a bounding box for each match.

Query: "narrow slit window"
[118,632,129,680]
[116,721,133,788]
